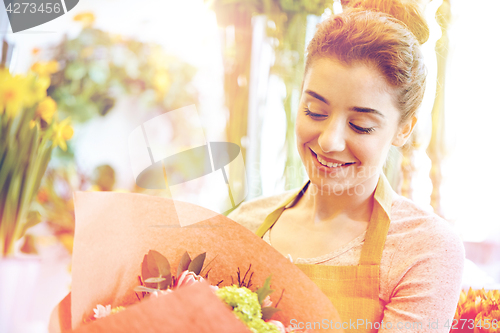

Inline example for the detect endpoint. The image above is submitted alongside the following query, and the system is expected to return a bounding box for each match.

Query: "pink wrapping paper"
[72,282,250,333]
[66,191,342,332]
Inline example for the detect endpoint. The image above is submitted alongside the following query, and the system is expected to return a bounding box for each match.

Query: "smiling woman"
[296,58,409,197]
[228,1,464,332]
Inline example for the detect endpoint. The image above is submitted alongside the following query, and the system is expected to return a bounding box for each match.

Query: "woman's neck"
[300,173,380,225]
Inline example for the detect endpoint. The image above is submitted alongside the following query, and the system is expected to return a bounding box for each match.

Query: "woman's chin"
[306,167,381,197]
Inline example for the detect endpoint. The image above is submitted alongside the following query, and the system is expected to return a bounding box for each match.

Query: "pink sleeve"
[379,217,465,332]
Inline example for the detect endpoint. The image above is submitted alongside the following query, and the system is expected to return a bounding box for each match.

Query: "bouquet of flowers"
[49,191,343,332]
[92,250,293,332]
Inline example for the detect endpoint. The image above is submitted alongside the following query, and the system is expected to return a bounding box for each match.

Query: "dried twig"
[275,289,285,308]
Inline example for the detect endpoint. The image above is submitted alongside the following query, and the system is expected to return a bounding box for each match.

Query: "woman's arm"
[379,215,465,332]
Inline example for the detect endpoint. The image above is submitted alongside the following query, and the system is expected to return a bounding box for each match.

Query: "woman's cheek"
[296,119,315,143]
[350,137,379,165]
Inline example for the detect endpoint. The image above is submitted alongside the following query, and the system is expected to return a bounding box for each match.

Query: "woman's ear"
[392,115,418,147]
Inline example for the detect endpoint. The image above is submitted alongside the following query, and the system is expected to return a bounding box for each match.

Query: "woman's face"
[296,57,412,194]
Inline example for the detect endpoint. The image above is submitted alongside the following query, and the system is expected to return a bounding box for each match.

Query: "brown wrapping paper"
[69,191,343,332]
[72,282,250,333]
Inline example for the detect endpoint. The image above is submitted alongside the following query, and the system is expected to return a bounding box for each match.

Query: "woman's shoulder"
[390,195,457,231]
[226,190,296,233]
[380,196,465,324]
[388,194,464,259]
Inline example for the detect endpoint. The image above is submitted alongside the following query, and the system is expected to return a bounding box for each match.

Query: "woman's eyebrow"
[305,90,385,118]
[305,90,330,105]
[350,106,385,118]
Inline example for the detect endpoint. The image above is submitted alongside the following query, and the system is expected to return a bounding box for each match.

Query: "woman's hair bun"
[344,0,430,44]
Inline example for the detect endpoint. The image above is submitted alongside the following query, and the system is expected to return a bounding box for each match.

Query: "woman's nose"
[318,117,346,153]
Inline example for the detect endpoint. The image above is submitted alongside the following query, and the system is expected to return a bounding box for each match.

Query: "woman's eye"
[349,122,375,134]
[304,109,327,119]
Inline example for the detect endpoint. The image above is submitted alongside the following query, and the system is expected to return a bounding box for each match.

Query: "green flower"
[216,286,280,333]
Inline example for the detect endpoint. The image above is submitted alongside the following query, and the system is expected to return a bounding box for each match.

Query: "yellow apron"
[256,175,393,332]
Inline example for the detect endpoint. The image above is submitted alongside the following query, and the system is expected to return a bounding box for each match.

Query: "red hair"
[305,3,428,123]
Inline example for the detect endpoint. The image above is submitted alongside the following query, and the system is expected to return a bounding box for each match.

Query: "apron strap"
[255,183,307,238]
[358,201,390,265]
[256,175,392,266]
[359,175,392,266]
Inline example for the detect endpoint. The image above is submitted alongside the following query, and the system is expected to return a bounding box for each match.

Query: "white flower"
[262,295,273,308]
[151,289,173,298]
[93,304,111,318]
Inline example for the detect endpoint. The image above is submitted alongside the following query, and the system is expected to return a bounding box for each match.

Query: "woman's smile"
[309,147,355,171]
[295,57,409,193]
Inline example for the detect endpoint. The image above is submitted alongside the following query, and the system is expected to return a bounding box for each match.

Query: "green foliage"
[0,107,53,256]
[177,251,192,278]
[216,285,280,333]
[137,250,207,293]
[0,70,58,256]
[279,0,332,15]
[261,306,281,321]
[188,252,207,276]
[47,27,199,124]
[256,275,274,305]
[142,250,172,289]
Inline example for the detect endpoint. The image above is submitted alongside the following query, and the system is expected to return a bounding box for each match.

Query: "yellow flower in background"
[31,61,59,77]
[73,12,95,27]
[52,117,74,151]
[29,120,41,130]
[153,70,171,96]
[33,74,50,101]
[0,69,31,118]
[16,72,49,109]
[36,96,57,123]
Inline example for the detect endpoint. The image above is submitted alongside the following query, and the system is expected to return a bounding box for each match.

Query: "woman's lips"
[309,148,355,169]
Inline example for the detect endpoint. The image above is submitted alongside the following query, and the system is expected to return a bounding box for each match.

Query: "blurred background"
[0,0,499,331]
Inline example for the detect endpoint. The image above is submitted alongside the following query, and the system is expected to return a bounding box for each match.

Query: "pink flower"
[175,270,205,289]
[285,325,311,333]
[268,320,286,333]
[262,295,273,308]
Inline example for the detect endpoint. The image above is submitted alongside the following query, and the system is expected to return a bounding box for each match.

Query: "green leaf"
[188,252,206,275]
[256,275,274,305]
[146,250,172,289]
[144,277,166,283]
[261,306,281,321]
[177,251,191,278]
[146,251,159,277]
[65,62,86,81]
[147,250,170,276]
[134,285,162,294]
[2,172,22,255]
[141,254,154,288]
[89,63,109,85]
[19,210,41,238]
[0,145,16,193]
